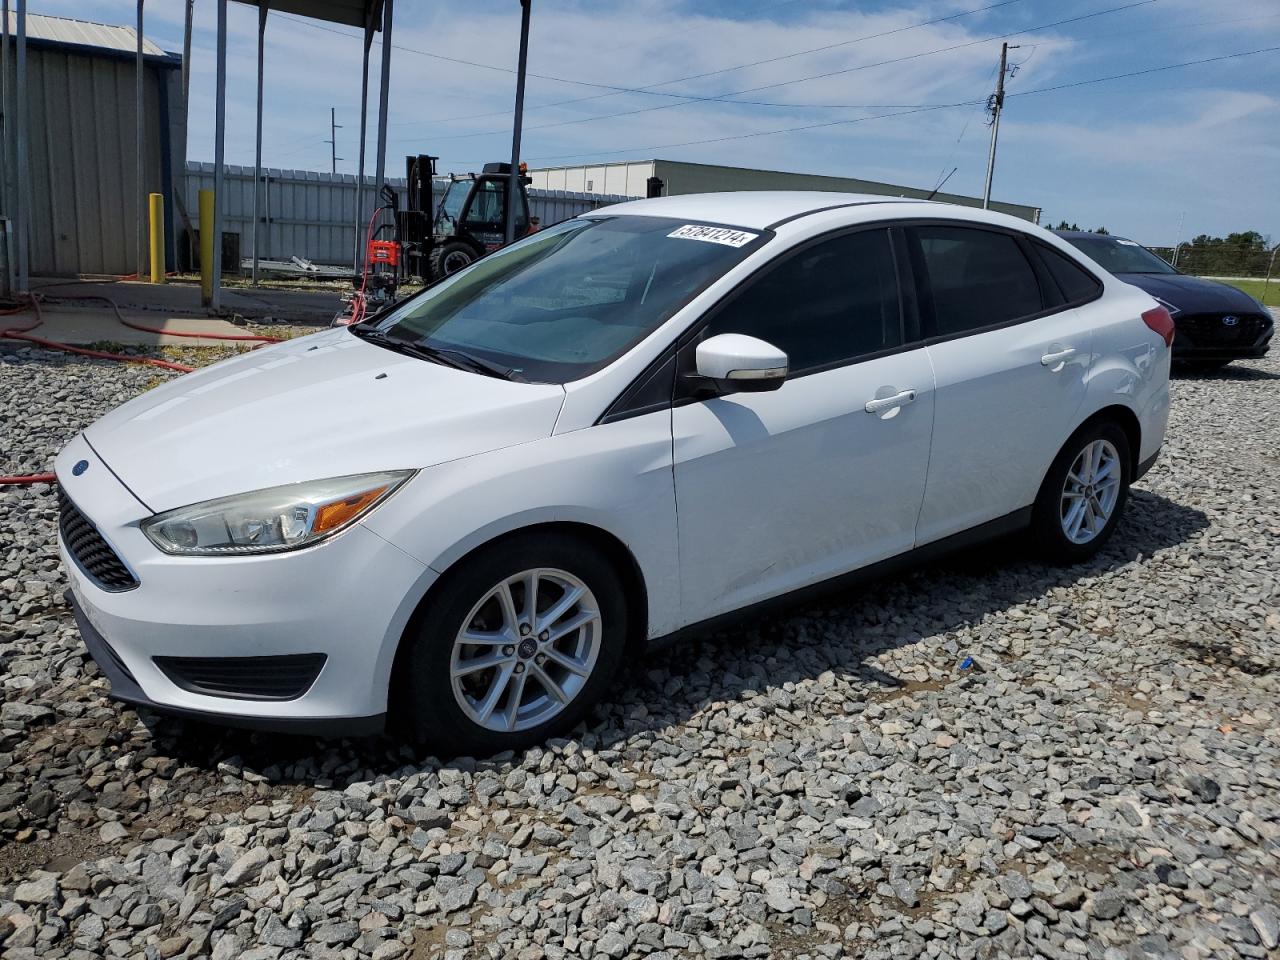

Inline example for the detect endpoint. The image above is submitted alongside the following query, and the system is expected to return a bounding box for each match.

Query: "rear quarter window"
[1035,242,1104,304]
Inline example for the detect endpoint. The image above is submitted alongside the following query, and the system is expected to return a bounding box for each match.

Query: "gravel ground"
[1,339,1278,960]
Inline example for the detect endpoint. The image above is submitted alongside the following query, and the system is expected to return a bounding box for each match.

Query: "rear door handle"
[1041,347,1077,367]
[864,389,917,414]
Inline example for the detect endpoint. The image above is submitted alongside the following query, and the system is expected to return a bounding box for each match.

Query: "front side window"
[701,228,902,373]
[364,216,764,382]
[466,180,505,226]
[911,225,1044,337]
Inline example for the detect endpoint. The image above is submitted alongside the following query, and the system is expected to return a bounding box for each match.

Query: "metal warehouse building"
[0,14,186,278]
[528,159,1042,223]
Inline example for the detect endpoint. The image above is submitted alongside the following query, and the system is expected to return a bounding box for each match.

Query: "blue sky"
[30,0,1280,243]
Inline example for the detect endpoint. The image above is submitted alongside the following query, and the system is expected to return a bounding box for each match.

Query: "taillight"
[1142,306,1175,347]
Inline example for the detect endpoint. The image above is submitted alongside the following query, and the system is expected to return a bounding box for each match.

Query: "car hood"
[1117,273,1264,316]
[85,329,567,513]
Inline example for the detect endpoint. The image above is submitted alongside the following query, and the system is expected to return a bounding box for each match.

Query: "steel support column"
[136,0,146,279]
[251,2,266,285]
[1,0,10,227]
[209,0,228,310]
[354,17,373,269]
[13,0,27,290]
[372,0,393,204]
[505,0,531,246]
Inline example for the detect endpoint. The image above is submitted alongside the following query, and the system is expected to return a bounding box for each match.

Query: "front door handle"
[864,389,917,414]
[1041,347,1077,367]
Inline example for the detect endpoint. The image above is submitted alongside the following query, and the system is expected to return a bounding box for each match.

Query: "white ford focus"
[56,193,1172,753]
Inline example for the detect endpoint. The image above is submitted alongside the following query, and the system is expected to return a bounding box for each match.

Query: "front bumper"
[55,434,435,735]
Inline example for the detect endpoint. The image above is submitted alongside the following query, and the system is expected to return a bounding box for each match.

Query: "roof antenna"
[926,167,957,202]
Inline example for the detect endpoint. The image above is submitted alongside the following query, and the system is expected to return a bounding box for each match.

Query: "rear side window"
[1035,242,1103,303]
[911,226,1045,337]
[702,228,902,373]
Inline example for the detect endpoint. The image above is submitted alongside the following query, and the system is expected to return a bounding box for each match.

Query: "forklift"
[399,154,533,282]
[335,155,533,325]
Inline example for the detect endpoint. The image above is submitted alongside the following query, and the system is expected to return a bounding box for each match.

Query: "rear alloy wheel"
[1031,421,1131,563]
[402,534,626,755]
[1059,438,1123,545]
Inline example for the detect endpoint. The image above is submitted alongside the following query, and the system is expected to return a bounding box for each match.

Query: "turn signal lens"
[1142,306,1175,347]
[313,487,389,534]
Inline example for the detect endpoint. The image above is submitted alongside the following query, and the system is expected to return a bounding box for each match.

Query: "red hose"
[1,288,284,486]
[0,474,56,485]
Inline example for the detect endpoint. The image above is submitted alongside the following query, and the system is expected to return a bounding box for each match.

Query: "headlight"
[140,471,414,556]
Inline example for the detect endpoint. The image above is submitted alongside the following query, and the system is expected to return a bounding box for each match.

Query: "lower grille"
[58,489,139,592]
[1176,312,1270,347]
[153,653,327,701]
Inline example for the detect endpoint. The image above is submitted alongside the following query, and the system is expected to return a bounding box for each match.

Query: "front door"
[671,227,935,626]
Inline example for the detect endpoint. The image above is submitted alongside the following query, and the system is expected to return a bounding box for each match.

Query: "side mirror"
[694,333,788,394]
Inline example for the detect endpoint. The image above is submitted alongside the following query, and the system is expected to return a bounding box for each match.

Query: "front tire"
[400,533,627,755]
[428,241,477,282]
[1031,420,1131,564]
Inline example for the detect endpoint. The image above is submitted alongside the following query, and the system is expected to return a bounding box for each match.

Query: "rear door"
[909,223,1095,545]
[671,226,936,624]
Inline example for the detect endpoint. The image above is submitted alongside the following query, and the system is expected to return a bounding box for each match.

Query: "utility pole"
[325,107,343,174]
[505,0,532,246]
[982,42,1018,210]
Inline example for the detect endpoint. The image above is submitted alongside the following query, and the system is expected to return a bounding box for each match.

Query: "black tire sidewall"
[1032,420,1132,563]
[403,534,628,756]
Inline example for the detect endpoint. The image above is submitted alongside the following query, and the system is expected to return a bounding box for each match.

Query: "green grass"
[1212,277,1280,307]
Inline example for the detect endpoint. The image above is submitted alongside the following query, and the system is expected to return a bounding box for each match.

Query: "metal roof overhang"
[229,0,384,30]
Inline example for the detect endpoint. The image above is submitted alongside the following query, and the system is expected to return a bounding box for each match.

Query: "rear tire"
[1030,420,1131,564]
[399,533,627,756]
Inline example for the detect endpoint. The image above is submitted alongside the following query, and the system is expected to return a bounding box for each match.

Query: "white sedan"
[55,192,1172,753]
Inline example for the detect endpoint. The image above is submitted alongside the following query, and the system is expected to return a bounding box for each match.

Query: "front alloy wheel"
[401,533,627,755]
[450,568,601,733]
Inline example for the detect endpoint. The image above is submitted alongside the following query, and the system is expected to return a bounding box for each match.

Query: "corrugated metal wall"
[5,44,178,276]
[186,164,627,268]
[184,162,400,267]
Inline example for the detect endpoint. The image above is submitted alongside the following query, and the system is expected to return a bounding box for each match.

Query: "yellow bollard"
[148,193,166,284]
[199,188,215,304]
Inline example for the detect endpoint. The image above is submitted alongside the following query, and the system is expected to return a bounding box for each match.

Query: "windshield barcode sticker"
[668,224,759,247]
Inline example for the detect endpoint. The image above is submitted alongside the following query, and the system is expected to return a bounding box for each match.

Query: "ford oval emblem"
[72,460,89,476]
[1222,315,1239,326]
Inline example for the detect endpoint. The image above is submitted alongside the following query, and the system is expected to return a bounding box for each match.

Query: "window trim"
[1028,238,1105,310]
[599,220,922,423]
[904,219,1087,346]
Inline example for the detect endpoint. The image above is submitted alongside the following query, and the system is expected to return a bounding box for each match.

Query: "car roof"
[1054,229,1136,244]
[588,191,926,231]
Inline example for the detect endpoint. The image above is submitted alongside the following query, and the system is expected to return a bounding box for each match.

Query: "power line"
[507,44,1280,165]
[391,0,1160,145]
[278,0,1028,123]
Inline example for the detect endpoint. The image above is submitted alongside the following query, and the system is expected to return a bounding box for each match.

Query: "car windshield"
[361,215,764,382]
[1063,235,1177,275]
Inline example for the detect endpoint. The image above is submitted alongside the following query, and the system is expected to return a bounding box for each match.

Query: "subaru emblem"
[72,460,89,476]
[1222,315,1239,326]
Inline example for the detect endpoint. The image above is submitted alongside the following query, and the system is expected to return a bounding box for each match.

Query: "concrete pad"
[1,307,289,347]
[28,278,343,324]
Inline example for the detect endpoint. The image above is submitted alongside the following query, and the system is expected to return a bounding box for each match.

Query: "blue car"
[1056,231,1273,367]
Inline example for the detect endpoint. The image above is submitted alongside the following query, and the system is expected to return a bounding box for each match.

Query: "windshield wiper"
[351,326,525,381]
